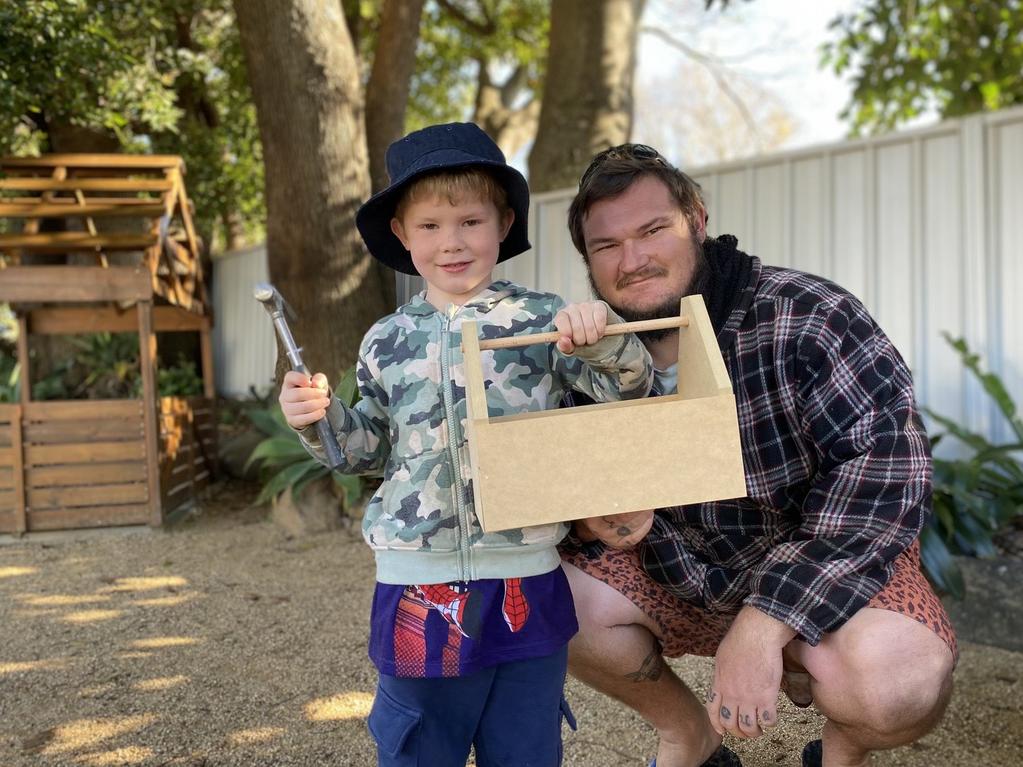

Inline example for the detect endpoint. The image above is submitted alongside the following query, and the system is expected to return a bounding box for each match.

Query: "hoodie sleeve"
[548,298,653,403]
[295,339,392,476]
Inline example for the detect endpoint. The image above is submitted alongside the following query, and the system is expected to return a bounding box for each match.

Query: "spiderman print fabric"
[369,569,578,678]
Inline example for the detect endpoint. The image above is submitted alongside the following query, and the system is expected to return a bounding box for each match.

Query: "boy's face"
[391,194,513,309]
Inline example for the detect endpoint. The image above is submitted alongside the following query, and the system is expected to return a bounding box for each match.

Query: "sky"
[635,0,864,164]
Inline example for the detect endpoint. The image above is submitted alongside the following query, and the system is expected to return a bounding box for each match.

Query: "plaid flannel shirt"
[571,255,932,646]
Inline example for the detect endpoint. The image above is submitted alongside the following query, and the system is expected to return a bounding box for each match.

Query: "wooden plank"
[17,314,29,406]
[0,203,167,218]
[0,468,12,490]
[0,404,20,420]
[26,440,146,465]
[24,399,141,421]
[10,404,25,534]
[28,306,205,335]
[199,326,216,399]
[1,154,183,169]
[28,462,147,487]
[138,300,162,526]
[0,510,14,533]
[24,419,143,444]
[27,504,150,531]
[0,266,152,302]
[0,489,12,511]
[0,232,158,251]
[2,196,165,207]
[28,482,149,509]
[0,178,173,192]
[0,448,13,463]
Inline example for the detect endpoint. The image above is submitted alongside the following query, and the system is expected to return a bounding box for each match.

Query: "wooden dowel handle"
[472,316,689,351]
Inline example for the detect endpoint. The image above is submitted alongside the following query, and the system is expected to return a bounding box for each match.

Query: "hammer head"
[253,282,295,321]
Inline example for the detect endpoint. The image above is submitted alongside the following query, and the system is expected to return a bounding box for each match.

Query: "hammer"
[254,283,345,469]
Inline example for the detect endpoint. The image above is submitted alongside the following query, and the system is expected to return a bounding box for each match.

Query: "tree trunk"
[234,0,393,383]
[474,61,542,160]
[365,0,426,194]
[527,0,646,193]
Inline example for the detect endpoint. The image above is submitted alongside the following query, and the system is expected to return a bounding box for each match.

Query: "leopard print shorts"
[561,540,957,664]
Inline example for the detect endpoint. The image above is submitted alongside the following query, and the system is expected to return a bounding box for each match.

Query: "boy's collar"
[402,279,523,317]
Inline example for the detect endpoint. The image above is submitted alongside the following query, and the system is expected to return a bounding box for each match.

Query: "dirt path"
[1,483,1020,766]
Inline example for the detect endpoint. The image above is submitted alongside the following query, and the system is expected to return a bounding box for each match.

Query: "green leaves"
[920,335,1023,598]
[822,0,1023,134]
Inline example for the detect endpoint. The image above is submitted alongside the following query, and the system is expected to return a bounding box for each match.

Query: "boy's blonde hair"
[394,167,510,221]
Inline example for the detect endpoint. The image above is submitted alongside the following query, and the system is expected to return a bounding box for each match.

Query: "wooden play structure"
[0,154,216,534]
[462,295,746,532]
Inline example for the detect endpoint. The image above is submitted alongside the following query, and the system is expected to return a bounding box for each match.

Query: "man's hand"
[279,370,331,430]
[705,606,794,739]
[554,300,610,355]
[574,510,654,548]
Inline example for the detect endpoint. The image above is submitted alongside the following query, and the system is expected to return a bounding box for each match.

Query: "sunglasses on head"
[578,143,671,189]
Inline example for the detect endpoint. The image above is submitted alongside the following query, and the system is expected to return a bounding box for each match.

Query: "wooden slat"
[0,178,173,192]
[26,440,146,465]
[24,419,143,444]
[28,482,148,509]
[0,266,152,302]
[0,468,12,489]
[28,306,206,335]
[138,300,162,526]
[28,462,147,487]
[27,504,150,531]
[0,203,167,218]
[0,510,14,533]
[0,404,20,420]
[0,448,13,463]
[1,154,183,169]
[3,196,166,207]
[0,489,13,510]
[10,403,25,533]
[23,399,142,420]
[0,232,158,251]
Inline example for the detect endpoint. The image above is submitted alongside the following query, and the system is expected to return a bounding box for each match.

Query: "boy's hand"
[279,371,331,429]
[554,301,611,355]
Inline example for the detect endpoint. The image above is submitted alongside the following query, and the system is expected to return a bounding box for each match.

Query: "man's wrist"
[732,605,798,649]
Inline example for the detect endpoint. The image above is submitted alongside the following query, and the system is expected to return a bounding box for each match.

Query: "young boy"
[279,122,652,766]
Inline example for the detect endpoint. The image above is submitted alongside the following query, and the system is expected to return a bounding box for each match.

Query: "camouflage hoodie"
[298,280,653,585]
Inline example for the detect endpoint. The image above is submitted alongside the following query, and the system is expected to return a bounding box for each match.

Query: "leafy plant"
[0,353,18,402]
[245,366,364,513]
[920,333,1023,598]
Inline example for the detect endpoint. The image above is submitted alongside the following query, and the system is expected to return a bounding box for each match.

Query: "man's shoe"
[801,739,823,767]
[650,744,743,767]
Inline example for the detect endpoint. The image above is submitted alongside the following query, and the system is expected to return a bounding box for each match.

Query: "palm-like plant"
[921,333,1023,597]
[245,366,364,511]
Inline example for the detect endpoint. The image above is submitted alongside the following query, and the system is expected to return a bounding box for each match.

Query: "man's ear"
[499,209,515,241]
[390,217,409,249]
[693,207,708,243]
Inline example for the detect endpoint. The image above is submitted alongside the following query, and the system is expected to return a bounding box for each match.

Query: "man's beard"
[588,234,709,342]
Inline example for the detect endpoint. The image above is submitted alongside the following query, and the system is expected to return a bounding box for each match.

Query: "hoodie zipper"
[440,307,473,581]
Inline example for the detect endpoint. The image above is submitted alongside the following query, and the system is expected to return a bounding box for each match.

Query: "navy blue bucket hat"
[355,122,531,275]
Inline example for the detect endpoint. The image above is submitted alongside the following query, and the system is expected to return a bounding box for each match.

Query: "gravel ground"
[1,482,1020,767]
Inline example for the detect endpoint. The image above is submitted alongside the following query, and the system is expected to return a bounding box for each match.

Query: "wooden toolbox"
[461,294,746,533]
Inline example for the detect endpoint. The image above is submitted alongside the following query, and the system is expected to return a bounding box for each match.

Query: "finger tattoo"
[761,710,772,722]
[705,689,717,703]
[741,714,753,727]
[720,706,731,720]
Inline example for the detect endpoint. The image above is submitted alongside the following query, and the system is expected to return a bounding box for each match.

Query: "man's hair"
[394,167,510,221]
[568,146,706,258]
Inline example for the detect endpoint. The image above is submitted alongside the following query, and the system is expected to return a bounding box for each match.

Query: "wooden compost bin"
[0,154,216,533]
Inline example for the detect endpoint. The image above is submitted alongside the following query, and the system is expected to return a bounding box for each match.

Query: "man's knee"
[810,610,954,735]
[563,561,654,634]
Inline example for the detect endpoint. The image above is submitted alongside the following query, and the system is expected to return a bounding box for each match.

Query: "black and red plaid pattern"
[569,252,933,646]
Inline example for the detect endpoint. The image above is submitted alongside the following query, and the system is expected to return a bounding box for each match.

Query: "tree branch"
[436,0,496,35]
[640,25,760,143]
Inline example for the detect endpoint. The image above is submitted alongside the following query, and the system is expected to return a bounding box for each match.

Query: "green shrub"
[245,366,364,513]
[921,333,1023,597]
